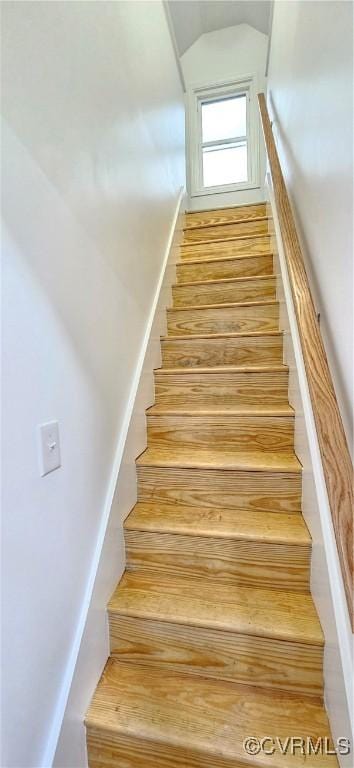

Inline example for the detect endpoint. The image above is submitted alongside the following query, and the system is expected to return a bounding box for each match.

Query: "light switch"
[38,421,61,476]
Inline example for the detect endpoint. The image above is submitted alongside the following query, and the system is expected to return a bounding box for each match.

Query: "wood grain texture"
[124,501,311,590]
[148,403,294,416]
[258,92,353,627]
[154,366,289,407]
[180,235,272,261]
[88,727,248,768]
[85,197,337,766]
[137,446,301,473]
[125,530,310,592]
[146,413,294,453]
[87,728,241,768]
[125,502,307,540]
[110,615,321,694]
[182,219,269,243]
[176,253,274,283]
[167,302,279,336]
[172,275,276,307]
[161,333,283,368]
[184,203,267,229]
[108,572,322,645]
[137,465,302,514]
[86,662,337,768]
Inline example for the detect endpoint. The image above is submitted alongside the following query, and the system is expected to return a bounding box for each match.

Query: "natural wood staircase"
[86,203,338,767]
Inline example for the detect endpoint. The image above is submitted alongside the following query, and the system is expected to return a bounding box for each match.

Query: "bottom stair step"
[86,660,337,768]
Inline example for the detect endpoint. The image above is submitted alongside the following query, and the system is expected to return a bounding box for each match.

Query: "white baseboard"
[48,187,186,768]
[265,175,353,763]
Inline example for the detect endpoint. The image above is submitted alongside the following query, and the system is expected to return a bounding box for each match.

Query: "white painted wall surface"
[53,193,185,768]
[267,184,353,764]
[182,22,268,86]
[182,24,268,210]
[267,0,353,456]
[1,2,185,767]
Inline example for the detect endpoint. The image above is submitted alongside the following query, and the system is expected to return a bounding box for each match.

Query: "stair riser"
[182,219,269,243]
[137,466,302,514]
[109,615,322,695]
[167,304,279,336]
[125,531,310,592]
[87,730,248,768]
[154,370,289,407]
[176,254,274,283]
[146,415,294,453]
[173,277,276,307]
[184,204,267,229]
[161,336,283,368]
[181,236,272,262]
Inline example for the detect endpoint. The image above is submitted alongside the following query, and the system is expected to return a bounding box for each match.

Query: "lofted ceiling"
[167,0,272,56]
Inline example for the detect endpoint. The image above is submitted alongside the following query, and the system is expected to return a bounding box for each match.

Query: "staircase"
[86,203,338,767]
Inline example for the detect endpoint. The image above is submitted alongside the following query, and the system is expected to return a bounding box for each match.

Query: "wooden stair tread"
[86,661,336,767]
[125,502,310,545]
[177,251,273,267]
[184,214,269,232]
[180,232,272,248]
[108,572,322,645]
[156,364,289,374]
[185,201,266,221]
[162,335,282,367]
[147,403,294,416]
[167,299,278,312]
[174,274,276,288]
[173,277,277,310]
[183,214,271,234]
[181,249,273,265]
[136,446,302,473]
[181,236,272,256]
[181,248,274,266]
[183,215,269,232]
[162,331,282,341]
[181,231,270,246]
[183,222,269,246]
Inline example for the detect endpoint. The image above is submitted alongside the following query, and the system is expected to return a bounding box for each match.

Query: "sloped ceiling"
[167,1,272,56]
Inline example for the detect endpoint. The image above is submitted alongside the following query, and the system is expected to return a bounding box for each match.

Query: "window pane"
[201,95,246,143]
[202,143,248,187]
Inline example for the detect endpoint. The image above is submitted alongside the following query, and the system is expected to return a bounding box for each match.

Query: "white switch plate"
[38,421,61,476]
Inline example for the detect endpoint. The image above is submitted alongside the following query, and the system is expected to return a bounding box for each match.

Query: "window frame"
[199,92,248,188]
[187,74,261,198]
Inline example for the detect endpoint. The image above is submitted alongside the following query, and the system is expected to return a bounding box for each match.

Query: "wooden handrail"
[258,93,353,630]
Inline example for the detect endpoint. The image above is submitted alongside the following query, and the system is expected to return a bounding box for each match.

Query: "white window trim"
[187,73,261,198]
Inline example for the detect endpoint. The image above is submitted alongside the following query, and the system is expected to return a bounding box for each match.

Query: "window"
[187,75,260,197]
[201,94,248,188]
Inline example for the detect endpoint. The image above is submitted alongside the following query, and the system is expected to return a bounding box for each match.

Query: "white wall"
[182,23,268,210]
[52,193,185,768]
[182,22,268,86]
[1,3,185,767]
[267,186,353,764]
[267,0,353,455]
